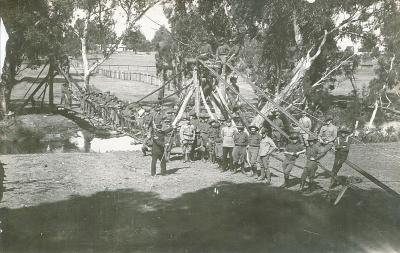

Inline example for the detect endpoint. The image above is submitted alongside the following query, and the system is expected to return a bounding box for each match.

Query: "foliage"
[123,27,152,52]
[164,0,393,114]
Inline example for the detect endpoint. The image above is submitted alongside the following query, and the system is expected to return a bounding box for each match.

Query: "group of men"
[77,89,352,192]
[78,90,178,132]
[146,107,353,193]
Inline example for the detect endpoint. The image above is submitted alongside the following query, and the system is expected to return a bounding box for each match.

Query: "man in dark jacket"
[151,124,174,176]
[329,127,352,189]
[233,125,249,173]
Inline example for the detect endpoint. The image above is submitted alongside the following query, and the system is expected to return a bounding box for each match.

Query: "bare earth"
[3,53,400,253]
[0,144,399,253]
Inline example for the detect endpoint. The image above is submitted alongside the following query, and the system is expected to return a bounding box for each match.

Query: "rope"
[134,69,185,103]
[225,61,400,162]
[199,59,289,139]
[22,62,49,99]
[159,80,193,102]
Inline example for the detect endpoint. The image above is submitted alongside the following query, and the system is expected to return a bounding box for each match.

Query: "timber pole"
[226,61,400,199]
[135,69,184,104]
[194,65,200,116]
[199,59,289,139]
[48,56,55,106]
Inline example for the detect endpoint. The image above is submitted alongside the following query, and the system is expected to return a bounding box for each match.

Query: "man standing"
[300,136,321,192]
[210,119,223,165]
[281,135,305,188]
[233,125,249,174]
[330,127,352,189]
[151,124,174,176]
[298,111,312,146]
[318,115,338,158]
[221,120,237,171]
[150,105,164,129]
[193,130,206,161]
[180,119,196,163]
[271,111,284,148]
[198,114,210,160]
[258,128,277,184]
[247,125,261,177]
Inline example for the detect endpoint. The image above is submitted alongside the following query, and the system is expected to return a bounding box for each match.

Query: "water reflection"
[0,130,141,155]
[69,131,141,153]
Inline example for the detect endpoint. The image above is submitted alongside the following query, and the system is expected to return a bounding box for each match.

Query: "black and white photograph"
[0,0,400,252]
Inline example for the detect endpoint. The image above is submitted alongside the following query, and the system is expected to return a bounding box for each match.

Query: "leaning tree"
[164,0,398,127]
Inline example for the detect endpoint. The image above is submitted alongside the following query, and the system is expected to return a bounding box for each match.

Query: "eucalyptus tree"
[165,0,398,127]
[51,0,159,89]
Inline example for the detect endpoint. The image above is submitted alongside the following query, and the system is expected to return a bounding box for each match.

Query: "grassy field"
[11,52,257,106]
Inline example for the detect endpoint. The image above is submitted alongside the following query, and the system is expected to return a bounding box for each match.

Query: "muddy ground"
[0,146,399,253]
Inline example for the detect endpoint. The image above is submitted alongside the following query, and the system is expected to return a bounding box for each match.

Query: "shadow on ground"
[0,182,399,253]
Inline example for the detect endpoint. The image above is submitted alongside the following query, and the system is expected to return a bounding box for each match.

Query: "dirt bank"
[0,148,399,253]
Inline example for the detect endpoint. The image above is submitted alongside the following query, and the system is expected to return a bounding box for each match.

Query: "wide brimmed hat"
[249,125,259,131]
[307,135,318,141]
[325,115,333,121]
[339,126,351,133]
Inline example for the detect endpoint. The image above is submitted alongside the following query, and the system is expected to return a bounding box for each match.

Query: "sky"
[115,3,170,41]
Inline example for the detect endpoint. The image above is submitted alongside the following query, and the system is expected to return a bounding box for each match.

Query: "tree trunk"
[0,82,8,116]
[81,13,91,89]
[48,56,55,106]
[368,99,379,129]
[0,41,17,116]
[251,31,328,127]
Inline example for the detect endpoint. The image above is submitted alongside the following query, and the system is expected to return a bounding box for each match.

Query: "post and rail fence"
[96,67,160,86]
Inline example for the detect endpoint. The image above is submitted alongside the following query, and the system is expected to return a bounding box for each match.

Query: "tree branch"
[87,0,160,73]
[312,53,356,87]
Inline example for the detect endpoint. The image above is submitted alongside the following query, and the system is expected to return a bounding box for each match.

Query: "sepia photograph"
[0,0,400,252]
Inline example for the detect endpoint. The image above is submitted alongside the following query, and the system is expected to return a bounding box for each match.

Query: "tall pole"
[194,65,200,116]
[48,56,55,107]
[220,60,227,100]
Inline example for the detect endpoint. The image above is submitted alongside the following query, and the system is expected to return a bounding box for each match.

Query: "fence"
[100,64,157,75]
[97,68,160,86]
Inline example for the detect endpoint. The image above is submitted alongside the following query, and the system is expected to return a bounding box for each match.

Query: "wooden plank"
[199,59,289,139]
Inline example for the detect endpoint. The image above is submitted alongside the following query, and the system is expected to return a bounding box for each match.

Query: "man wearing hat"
[258,128,277,183]
[150,123,174,176]
[233,125,249,173]
[198,36,213,61]
[330,126,352,189]
[198,114,210,160]
[271,110,284,149]
[281,134,305,188]
[150,106,164,130]
[162,118,175,162]
[298,110,312,146]
[216,37,230,62]
[300,135,321,192]
[180,119,196,163]
[192,130,206,161]
[247,125,262,177]
[318,115,338,158]
[221,120,237,171]
[208,119,222,164]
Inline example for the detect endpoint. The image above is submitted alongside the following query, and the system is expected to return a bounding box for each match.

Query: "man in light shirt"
[299,111,312,146]
[318,115,337,158]
[221,120,237,171]
[258,128,277,184]
[180,119,196,163]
